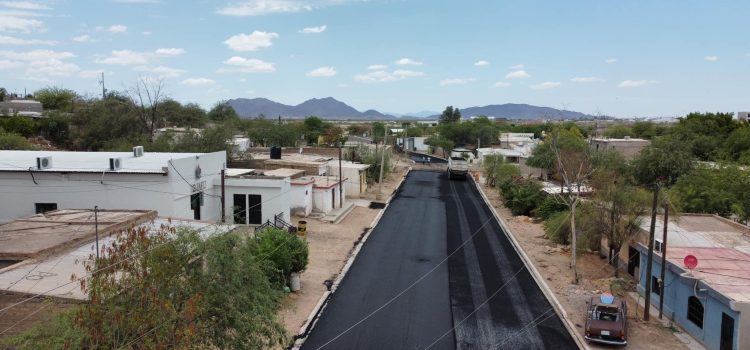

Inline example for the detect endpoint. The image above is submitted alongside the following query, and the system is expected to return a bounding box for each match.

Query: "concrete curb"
[472,179,589,350]
[291,167,412,349]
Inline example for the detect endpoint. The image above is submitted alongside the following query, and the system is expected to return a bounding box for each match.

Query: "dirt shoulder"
[279,164,409,336]
[478,181,689,350]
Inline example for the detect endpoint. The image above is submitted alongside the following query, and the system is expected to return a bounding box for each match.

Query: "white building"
[231,136,252,154]
[290,177,314,217]
[311,176,346,214]
[399,137,429,152]
[222,168,292,226]
[327,160,369,198]
[0,149,226,223]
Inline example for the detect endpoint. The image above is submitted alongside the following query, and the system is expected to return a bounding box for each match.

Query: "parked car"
[585,294,628,346]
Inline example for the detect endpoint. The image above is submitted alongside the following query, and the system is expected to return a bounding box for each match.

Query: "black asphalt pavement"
[301,171,578,350]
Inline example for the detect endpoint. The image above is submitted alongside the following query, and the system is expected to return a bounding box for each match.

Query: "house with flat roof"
[310,176,347,214]
[627,214,750,350]
[0,149,226,224]
[222,168,291,226]
[327,160,369,198]
[0,209,233,301]
[590,137,650,160]
[0,99,43,117]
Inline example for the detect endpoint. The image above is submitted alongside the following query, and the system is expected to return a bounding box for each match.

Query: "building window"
[687,296,704,329]
[651,276,662,296]
[248,195,262,225]
[35,203,57,214]
[654,239,664,253]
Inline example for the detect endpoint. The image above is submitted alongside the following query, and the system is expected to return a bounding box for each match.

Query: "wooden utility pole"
[658,204,669,319]
[377,131,387,199]
[643,184,660,321]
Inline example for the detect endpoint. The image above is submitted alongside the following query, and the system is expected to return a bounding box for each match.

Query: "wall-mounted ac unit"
[109,157,122,171]
[36,156,52,170]
[133,146,144,157]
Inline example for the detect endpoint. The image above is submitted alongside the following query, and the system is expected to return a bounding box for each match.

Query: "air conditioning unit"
[36,156,52,170]
[133,146,144,157]
[109,157,122,171]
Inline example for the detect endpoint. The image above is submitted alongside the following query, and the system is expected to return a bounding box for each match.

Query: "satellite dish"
[684,255,698,270]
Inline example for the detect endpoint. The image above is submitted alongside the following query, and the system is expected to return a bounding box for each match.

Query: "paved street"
[301,171,578,350]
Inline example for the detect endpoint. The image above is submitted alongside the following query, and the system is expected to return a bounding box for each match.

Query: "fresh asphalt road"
[301,171,578,350]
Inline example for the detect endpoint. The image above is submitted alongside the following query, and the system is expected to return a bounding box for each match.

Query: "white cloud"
[216,0,353,16]
[618,80,657,88]
[354,69,424,83]
[180,77,216,86]
[0,49,79,80]
[300,25,326,33]
[367,64,387,70]
[147,65,186,78]
[570,76,604,83]
[72,34,91,42]
[306,66,336,77]
[509,63,524,69]
[474,60,489,67]
[155,47,186,56]
[0,14,43,32]
[505,70,530,79]
[531,81,561,89]
[95,50,150,65]
[142,31,152,35]
[704,55,718,62]
[605,58,617,64]
[112,0,161,3]
[492,81,510,88]
[0,1,50,10]
[395,58,423,66]
[224,31,278,51]
[439,78,475,87]
[108,24,127,33]
[0,34,55,45]
[79,70,102,78]
[221,56,276,73]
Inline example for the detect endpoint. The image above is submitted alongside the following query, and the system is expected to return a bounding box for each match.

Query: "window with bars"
[687,296,704,329]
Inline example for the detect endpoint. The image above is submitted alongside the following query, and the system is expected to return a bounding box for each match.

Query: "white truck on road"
[447,156,469,180]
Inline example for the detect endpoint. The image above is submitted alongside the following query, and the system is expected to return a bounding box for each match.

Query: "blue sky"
[0,0,748,117]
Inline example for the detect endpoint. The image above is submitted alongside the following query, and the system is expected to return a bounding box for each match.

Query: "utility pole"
[377,130,387,199]
[338,141,343,208]
[220,168,226,223]
[643,183,660,321]
[94,206,100,260]
[658,203,669,319]
[99,72,107,99]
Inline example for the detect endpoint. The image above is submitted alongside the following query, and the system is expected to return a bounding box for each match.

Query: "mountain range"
[226,97,593,120]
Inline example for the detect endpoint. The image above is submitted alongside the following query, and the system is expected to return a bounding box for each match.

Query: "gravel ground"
[479,181,690,350]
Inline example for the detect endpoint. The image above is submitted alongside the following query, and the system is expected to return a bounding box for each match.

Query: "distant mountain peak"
[227,97,395,120]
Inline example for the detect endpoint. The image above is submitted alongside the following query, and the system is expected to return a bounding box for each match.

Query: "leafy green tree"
[604,124,634,138]
[250,228,309,287]
[439,106,461,124]
[207,100,239,123]
[371,122,386,143]
[0,116,35,137]
[34,87,79,111]
[36,111,71,146]
[667,112,739,161]
[673,164,750,223]
[501,178,543,216]
[0,87,7,101]
[424,134,454,158]
[721,127,750,164]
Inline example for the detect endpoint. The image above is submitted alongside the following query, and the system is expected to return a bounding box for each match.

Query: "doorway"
[628,246,640,277]
[720,313,735,350]
[190,192,202,220]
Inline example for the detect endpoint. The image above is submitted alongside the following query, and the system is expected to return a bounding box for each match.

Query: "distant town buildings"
[738,112,749,122]
[0,99,43,118]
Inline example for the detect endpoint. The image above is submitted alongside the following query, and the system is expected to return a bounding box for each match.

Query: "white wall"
[290,182,313,217]
[327,165,366,198]
[312,183,345,214]
[0,151,226,223]
[222,177,290,225]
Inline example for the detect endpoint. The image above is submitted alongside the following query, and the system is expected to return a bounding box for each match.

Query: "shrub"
[543,210,571,244]
[533,195,568,220]
[502,179,543,216]
[250,228,309,287]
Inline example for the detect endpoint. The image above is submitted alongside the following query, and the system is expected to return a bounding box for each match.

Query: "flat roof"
[310,176,347,189]
[225,168,254,177]
[0,217,233,300]
[326,160,370,170]
[263,168,306,177]
[591,137,649,142]
[639,214,750,249]
[0,209,156,260]
[541,181,593,195]
[666,247,750,303]
[0,150,212,174]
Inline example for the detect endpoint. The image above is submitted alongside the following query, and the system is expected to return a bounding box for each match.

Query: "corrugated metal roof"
[0,150,209,174]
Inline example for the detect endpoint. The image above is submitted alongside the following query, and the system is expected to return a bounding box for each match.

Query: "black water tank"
[270,146,282,159]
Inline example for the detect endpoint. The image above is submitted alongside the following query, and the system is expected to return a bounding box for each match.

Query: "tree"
[424,134,454,158]
[303,116,327,145]
[34,86,79,111]
[0,87,7,101]
[207,100,239,123]
[631,138,693,321]
[371,122,386,143]
[0,131,35,150]
[129,77,166,139]
[548,127,594,284]
[439,106,461,124]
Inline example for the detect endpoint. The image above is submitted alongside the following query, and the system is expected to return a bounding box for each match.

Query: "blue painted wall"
[637,247,740,350]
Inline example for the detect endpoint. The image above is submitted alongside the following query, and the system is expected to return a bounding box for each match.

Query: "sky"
[0,0,748,118]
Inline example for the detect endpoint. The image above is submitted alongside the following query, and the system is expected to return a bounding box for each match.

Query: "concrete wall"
[327,165,366,198]
[637,247,743,350]
[222,177,290,225]
[591,139,650,160]
[290,182,313,217]
[0,151,225,223]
